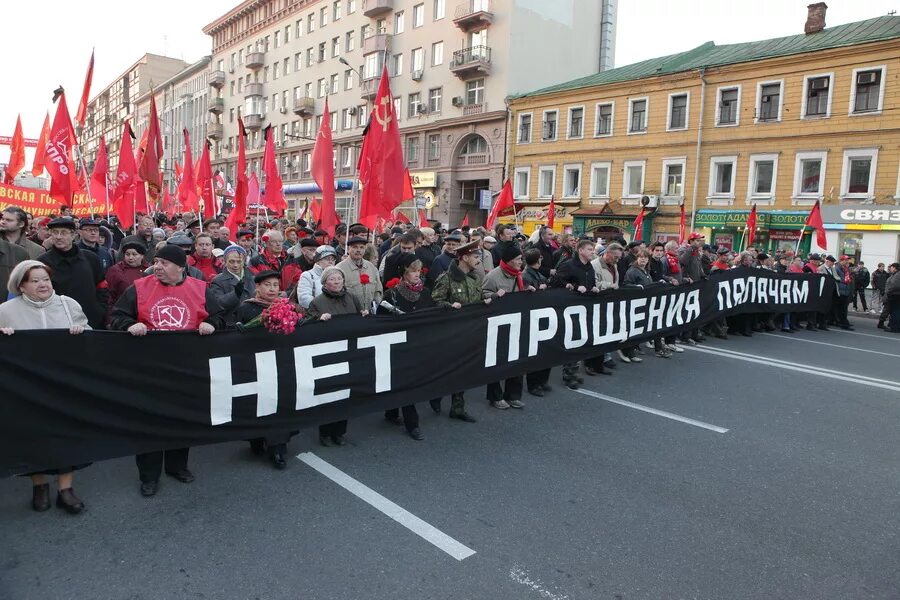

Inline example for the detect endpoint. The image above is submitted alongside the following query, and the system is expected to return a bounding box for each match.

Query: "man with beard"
[1,206,44,259]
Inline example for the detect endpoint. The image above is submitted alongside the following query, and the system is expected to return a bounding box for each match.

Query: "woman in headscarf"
[0,260,90,514]
[210,245,255,327]
[306,266,369,446]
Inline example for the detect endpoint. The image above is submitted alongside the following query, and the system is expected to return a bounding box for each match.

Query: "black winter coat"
[549,257,597,289]
[38,245,107,328]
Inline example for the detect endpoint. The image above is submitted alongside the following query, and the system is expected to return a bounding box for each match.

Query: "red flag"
[417,209,428,228]
[90,136,110,212]
[632,208,646,242]
[75,49,94,128]
[45,91,79,206]
[4,115,25,184]
[196,140,215,219]
[247,172,261,209]
[309,198,321,223]
[312,98,340,237]
[403,168,415,201]
[804,200,827,250]
[262,126,285,213]
[357,64,406,227]
[547,196,555,230]
[138,93,163,194]
[161,187,173,214]
[745,203,757,249]
[678,202,686,244]
[460,211,469,228]
[396,211,410,224]
[174,159,183,182]
[485,179,520,231]
[225,118,249,236]
[30,112,50,177]
[176,129,199,212]
[111,121,137,229]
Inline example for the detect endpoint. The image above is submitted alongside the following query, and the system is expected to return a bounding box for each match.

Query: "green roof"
[512,15,900,99]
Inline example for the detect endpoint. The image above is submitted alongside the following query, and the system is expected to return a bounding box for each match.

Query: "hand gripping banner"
[0,268,833,477]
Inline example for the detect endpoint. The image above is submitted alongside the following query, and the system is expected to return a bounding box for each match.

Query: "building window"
[305,82,313,98]
[667,93,688,130]
[306,48,314,67]
[330,73,339,93]
[840,148,879,199]
[390,53,403,77]
[394,10,405,34]
[538,166,556,198]
[542,110,558,141]
[341,108,351,130]
[431,41,444,66]
[332,37,340,57]
[334,1,342,20]
[318,42,327,62]
[393,97,402,121]
[428,87,442,112]
[320,6,328,26]
[296,20,303,38]
[341,146,352,168]
[514,167,530,199]
[589,162,611,200]
[517,113,532,144]
[622,160,645,198]
[628,97,648,133]
[408,93,422,117]
[708,156,738,200]
[595,102,613,136]
[411,47,424,73]
[465,78,484,105]
[434,0,445,19]
[347,0,356,14]
[344,69,354,90]
[717,86,741,126]
[563,164,581,198]
[427,134,440,160]
[850,66,886,114]
[346,31,356,52]
[756,80,783,122]
[413,3,424,27]
[273,62,280,80]
[308,13,315,33]
[802,73,832,118]
[661,158,686,198]
[317,78,327,97]
[406,137,420,164]
[567,106,584,139]
[748,154,778,202]
[356,105,367,127]
[302,151,311,177]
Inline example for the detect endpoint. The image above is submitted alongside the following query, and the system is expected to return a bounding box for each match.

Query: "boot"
[32,483,51,512]
[56,488,85,515]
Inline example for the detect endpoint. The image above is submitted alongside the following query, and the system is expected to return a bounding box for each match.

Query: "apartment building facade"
[506,11,900,266]
[202,0,616,224]
[80,54,190,174]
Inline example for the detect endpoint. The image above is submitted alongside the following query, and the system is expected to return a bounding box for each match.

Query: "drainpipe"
[690,67,707,231]
[503,98,512,184]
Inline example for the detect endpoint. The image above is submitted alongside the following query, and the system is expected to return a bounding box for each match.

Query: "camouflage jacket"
[432,260,484,307]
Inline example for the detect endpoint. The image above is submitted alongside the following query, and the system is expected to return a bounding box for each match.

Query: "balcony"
[246,51,265,70]
[360,77,379,100]
[450,46,492,79]
[462,102,487,116]
[244,82,264,98]
[453,0,494,32]
[362,33,391,55]
[208,97,224,114]
[207,123,224,140]
[362,0,393,18]
[456,152,488,167]
[293,97,316,116]
[208,70,226,88]
[244,114,264,131]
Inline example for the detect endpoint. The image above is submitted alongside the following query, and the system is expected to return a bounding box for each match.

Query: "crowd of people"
[1,203,899,516]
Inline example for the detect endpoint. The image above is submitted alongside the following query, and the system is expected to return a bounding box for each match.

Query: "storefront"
[693,209,813,254]
[820,205,900,266]
[283,180,355,222]
[513,205,575,235]
[571,208,654,243]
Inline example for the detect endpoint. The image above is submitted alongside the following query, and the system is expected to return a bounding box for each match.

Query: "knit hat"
[152,227,166,238]
[223,244,246,257]
[501,243,523,263]
[320,266,345,284]
[155,244,187,268]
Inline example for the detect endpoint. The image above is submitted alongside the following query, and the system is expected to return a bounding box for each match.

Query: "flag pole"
[794,224,807,256]
[104,173,111,221]
[74,142,95,216]
[738,228,746,252]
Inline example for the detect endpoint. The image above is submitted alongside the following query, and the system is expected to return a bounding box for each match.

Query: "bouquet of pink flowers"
[241,298,303,334]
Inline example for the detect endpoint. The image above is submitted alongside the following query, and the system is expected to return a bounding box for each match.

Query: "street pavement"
[2,315,899,600]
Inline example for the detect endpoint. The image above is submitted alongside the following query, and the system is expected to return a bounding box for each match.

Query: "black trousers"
[834,295,851,327]
[136,448,189,483]
[526,369,551,390]
[852,288,868,311]
[319,421,347,438]
[385,405,419,431]
[486,376,523,402]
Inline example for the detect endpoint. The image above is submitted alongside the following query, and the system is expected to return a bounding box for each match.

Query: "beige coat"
[337,258,383,310]
[591,257,619,290]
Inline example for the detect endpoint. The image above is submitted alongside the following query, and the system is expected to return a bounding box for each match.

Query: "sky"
[1,0,897,165]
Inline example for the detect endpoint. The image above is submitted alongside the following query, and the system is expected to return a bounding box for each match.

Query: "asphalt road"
[2,315,899,600]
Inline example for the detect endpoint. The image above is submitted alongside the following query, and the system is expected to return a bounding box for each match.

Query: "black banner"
[0,268,833,477]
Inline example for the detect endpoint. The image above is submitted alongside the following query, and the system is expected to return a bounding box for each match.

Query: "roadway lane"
[1,320,899,599]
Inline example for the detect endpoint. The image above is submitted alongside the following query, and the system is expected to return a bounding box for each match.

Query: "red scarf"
[499,260,524,291]
[665,252,680,274]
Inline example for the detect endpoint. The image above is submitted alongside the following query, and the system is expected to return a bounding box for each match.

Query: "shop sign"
[768,229,801,241]
[479,189,493,210]
[714,233,734,250]
[409,171,436,188]
[821,205,900,225]
[519,206,570,221]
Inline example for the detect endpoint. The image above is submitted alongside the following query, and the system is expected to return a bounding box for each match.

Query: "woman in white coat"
[0,260,90,514]
[296,245,337,309]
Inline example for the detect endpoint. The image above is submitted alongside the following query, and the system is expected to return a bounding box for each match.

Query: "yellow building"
[506,9,900,265]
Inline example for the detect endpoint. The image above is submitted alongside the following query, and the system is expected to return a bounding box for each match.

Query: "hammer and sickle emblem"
[374,95,393,132]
